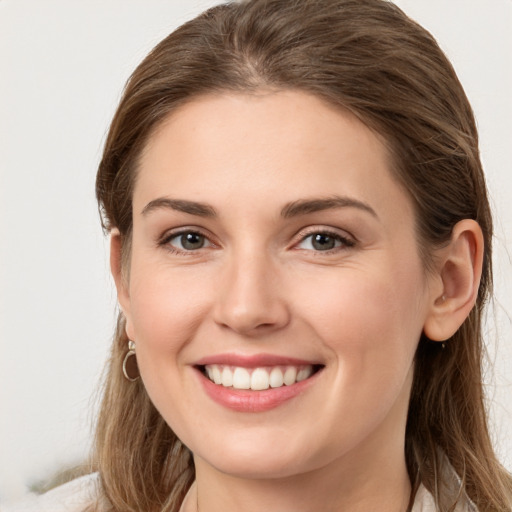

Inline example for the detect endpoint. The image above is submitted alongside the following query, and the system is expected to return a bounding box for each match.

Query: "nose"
[213,251,290,336]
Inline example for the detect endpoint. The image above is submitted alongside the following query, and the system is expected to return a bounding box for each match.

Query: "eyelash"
[158,229,212,255]
[294,228,355,254]
[158,227,355,255]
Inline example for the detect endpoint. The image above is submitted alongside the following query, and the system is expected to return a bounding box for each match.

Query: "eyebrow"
[141,198,217,217]
[141,195,377,219]
[281,196,378,219]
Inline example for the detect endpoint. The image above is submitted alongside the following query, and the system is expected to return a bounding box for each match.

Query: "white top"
[1,474,101,512]
[1,473,476,512]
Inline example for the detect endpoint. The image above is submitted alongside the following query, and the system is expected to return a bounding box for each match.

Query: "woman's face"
[116,91,439,479]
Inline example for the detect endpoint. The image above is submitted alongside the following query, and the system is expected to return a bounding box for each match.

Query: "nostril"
[212,278,291,335]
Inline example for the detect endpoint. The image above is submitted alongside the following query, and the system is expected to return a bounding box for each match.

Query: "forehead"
[135,90,412,222]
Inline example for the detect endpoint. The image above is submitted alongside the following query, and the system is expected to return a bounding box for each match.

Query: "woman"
[8,0,511,511]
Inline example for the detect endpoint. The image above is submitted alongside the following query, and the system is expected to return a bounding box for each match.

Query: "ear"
[110,229,136,340]
[423,219,484,342]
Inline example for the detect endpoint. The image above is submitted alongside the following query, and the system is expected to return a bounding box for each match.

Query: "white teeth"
[283,366,297,386]
[269,367,284,388]
[221,366,233,387]
[212,366,222,385]
[251,368,270,390]
[204,364,315,390]
[232,367,251,389]
[297,367,313,381]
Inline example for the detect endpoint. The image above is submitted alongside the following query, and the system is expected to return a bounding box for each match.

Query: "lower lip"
[196,369,320,413]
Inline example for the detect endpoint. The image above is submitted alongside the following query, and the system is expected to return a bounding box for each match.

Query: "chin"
[191,429,333,480]
[200,451,312,480]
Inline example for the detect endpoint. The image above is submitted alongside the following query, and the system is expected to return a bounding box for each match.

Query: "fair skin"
[111,91,483,512]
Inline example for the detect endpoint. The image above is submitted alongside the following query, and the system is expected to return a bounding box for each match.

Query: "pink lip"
[192,354,323,413]
[194,353,319,368]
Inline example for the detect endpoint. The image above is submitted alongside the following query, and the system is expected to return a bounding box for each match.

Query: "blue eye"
[297,232,352,251]
[167,231,211,251]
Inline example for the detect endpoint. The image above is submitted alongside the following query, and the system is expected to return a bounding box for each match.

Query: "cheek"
[127,261,212,351]
[292,260,427,372]
[126,264,213,428]
[290,263,426,444]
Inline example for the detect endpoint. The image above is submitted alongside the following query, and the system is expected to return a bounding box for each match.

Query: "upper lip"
[193,353,323,368]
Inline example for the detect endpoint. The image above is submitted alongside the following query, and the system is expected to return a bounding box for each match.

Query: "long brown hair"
[94,1,512,510]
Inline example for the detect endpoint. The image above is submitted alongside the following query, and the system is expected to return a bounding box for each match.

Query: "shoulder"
[412,453,480,512]
[412,483,478,512]
[412,485,440,512]
[1,473,102,512]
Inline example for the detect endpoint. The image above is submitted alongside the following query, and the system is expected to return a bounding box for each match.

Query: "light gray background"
[1,0,511,503]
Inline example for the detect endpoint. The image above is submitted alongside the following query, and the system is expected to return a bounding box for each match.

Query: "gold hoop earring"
[122,340,140,381]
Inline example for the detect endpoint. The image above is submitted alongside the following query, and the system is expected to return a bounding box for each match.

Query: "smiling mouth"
[198,364,324,391]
